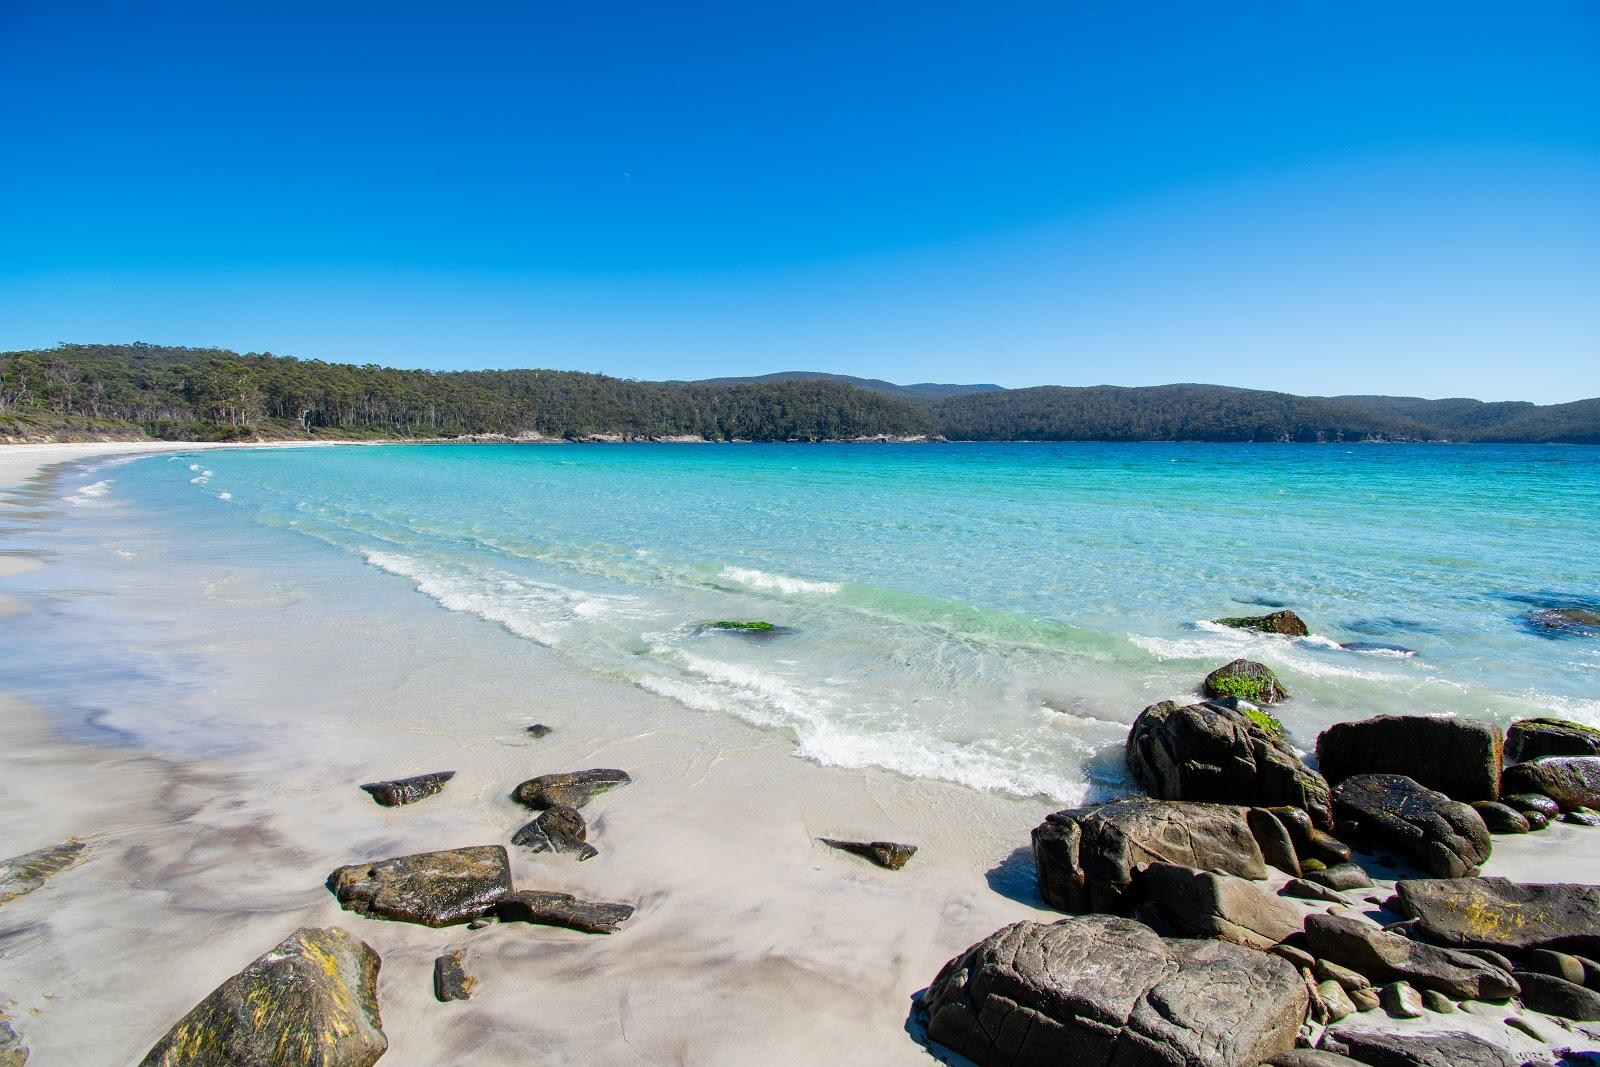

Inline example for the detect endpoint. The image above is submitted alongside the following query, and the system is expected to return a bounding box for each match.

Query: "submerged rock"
[1031,798,1266,914]
[1202,658,1288,704]
[329,845,512,927]
[1316,715,1502,802]
[1303,913,1518,1000]
[1502,756,1600,810]
[0,839,88,908]
[922,914,1307,1067]
[138,926,386,1067]
[1214,610,1310,637]
[1319,1026,1517,1067]
[1134,862,1304,950]
[512,805,597,860]
[819,838,916,870]
[1523,606,1600,638]
[359,770,455,807]
[433,948,474,1002]
[1126,699,1332,827]
[513,768,631,810]
[1395,877,1600,958]
[494,890,633,934]
[1505,717,1600,763]
[1331,774,1490,878]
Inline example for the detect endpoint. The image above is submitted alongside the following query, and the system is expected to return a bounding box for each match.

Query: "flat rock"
[138,926,386,1067]
[1282,877,1346,904]
[1511,971,1600,1020]
[1395,877,1600,958]
[329,845,512,927]
[434,948,474,1002]
[1501,755,1600,810]
[1264,1052,1367,1067]
[1134,862,1305,950]
[513,768,631,810]
[1303,912,1518,1000]
[494,889,633,934]
[1316,715,1502,802]
[1331,774,1490,878]
[819,838,916,870]
[359,770,455,807]
[0,839,88,907]
[512,805,597,860]
[1214,610,1310,636]
[1319,1026,1518,1067]
[922,914,1307,1067]
[1126,700,1332,827]
[1031,798,1267,914]
[1305,863,1373,891]
[1203,658,1289,704]
[1469,801,1528,834]
[1506,717,1600,763]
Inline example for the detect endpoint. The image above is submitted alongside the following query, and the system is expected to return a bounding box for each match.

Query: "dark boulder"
[1282,877,1346,904]
[1214,610,1310,637]
[1523,809,1551,830]
[1506,717,1600,763]
[1511,971,1600,1020]
[1261,805,1351,866]
[1331,775,1490,878]
[1503,792,1560,818]
[1302,913,1518,1000]
[1319,1026,1517,1067]
[1469,801,1529,834]
[513,768,631,810]
[1134,863,1304,950]
[511,805,597,860]
[494,890,633,934]
[1316,715,1502,802]
[1126,700,1332,827]
[819,838,916,871]
[138,927,386,1067]
[1031,799,1267,914]
[433,948,474,1001]
[525,723,553,737]
[329,845,512,927]
[1525,948,1586,985]
[1394,877,1600,958]
[1502,756,1600,810]
[922,915,1307,1067]
[1202,659,1288,704]
[1568,808,1600,826]
[359,770,455,807]
[0,838,88,908]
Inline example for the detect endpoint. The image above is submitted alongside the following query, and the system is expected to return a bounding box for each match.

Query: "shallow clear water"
[57,442,1600,802]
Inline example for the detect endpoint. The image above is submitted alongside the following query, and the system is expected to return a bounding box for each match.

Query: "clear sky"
[2,2,1596,401]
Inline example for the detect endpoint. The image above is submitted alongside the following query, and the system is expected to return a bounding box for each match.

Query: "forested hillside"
[689,371,1004,400]
[3,343,1597,443]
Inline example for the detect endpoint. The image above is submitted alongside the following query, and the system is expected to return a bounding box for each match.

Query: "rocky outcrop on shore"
[1505,717,1600,763]
[138,927,387,1067]
[1502,755,1600,810]
[1331,773,1491,877]
[1317,715,1502,802]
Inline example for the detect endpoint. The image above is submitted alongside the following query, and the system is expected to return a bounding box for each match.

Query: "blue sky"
[2,2,1596,401]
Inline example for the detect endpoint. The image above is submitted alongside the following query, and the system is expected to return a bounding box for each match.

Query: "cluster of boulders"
[923,685,1600,1066]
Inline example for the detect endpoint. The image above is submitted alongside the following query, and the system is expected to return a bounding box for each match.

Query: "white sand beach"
[2,442,1597,1065]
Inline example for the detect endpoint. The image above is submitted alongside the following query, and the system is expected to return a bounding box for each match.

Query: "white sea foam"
[188,464,201,471]
[364,550,563,647]
[217,492,233,501]
[67,480,113,506]
[719,565,841,597]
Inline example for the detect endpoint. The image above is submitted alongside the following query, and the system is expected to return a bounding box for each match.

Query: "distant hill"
[688,371,1004,401]
[3,343,1597,444]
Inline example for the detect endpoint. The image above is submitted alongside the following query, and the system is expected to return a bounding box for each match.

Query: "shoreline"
[2,443,1597,1063]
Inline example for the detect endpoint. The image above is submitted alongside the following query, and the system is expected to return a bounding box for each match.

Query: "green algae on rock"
[0,839,88,908]
[1214,610,1310,637]
[139,926,386,1067]
[1202,658,1289,704]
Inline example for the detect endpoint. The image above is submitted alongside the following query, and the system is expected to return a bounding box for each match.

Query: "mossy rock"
[709,620,775,631]
[1203,659,1289,705]
[1214,610,1310,637]
[1243,706,1286,738]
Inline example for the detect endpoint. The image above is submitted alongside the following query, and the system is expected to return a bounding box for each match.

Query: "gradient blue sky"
[2,2,1596,401]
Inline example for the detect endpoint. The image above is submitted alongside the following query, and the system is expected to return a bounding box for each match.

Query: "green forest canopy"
[2,343,1596,443]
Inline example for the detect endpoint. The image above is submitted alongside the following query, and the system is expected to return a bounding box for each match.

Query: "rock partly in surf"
[819,838,917,870]
[0,839,88,908]
[359,770,455,807]
[329,845,513,927]
[511,805,597,860]
[1504,716,1600,763]
[1501,755,1600,810]
[1213,609,1310,636]
[494,890,634,934]
[513,768,632,810]
[1202,658,1289,704]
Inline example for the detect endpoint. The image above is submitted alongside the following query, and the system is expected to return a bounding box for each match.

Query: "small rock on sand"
[819,838,916,870]
[359,770,455,807]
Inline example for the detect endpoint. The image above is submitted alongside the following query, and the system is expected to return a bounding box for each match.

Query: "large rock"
[513,768,631,810]
[359,771,454,807]
[1505,717,1600,763]
[329,846,512,927]
[1126,700,1332,827]
[1501,756,1600,810]
[1394,877,1600,958]
[1213,610,1309,637]
[1319,1027,1517,1067]
[1031,799,1267,914]
[139,926,386,1066]
[1202,659,1288,704]
[1316,715,1502,802]
[1331,774,1490,878]
[1512,971,1600,1020]
[1134,863,1304,950]
[1302,913,1518,1000]
[512,805,597,860]
[923,915,1307,1067]
[494,890,634,934]
[0,839,88,908]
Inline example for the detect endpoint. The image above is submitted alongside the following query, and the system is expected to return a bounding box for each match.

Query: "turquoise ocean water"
[51,442,1600,803]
